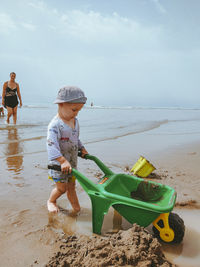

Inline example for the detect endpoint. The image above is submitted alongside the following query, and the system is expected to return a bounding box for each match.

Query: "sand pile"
[45,224,175,267]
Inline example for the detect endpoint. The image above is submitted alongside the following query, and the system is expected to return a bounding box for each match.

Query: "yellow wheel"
[152,212,185,244]
[159,228,174,243]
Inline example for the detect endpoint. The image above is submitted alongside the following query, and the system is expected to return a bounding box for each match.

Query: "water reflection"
[48,207,78,235]
[162,223,200,267]
[5,127,23,174]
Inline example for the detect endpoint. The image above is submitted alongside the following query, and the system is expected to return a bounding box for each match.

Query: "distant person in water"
[2,72,22,124]
[47,86,88,213]
[0,96,5,116]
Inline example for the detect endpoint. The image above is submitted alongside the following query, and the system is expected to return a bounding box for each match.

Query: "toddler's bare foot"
[47,200,59,213]
[69,205,81,217]
[68,210,80,217]
[71,203,81,213]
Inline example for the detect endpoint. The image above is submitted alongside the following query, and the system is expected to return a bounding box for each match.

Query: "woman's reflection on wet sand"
[5,127,23,175]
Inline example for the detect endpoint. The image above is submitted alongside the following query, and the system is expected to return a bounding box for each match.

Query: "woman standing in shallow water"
[2,72,22,124]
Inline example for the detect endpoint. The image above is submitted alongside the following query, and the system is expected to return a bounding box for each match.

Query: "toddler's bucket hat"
[54,86,87,104]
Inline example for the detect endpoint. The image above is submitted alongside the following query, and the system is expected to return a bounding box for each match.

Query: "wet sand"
[0,124,200,266]
[46,224,175,267]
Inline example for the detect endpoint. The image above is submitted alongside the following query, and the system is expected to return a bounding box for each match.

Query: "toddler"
[47,86,88,213]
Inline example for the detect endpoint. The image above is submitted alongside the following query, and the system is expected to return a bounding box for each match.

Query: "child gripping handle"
[47,86,88,213]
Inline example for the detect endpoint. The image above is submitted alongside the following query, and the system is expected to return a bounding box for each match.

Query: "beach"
[0,105,200,266]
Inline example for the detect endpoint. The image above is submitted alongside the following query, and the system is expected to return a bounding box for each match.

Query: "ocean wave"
[23,104,52,109]
[148,131,200,136]
[84,120,169,144]
[4,102,199,110]
[85,105,200,111]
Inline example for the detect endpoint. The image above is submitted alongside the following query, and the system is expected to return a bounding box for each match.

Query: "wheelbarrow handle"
[78,149,89,158]
[47,164,100,193]
[47,150,87,171]
[82,154,114,176]
[47,151,87,171]
[48,154,114,177]
[48,164,61,171]
[78,149,83,157]
[47,164,77,176]
[47,164,77,178]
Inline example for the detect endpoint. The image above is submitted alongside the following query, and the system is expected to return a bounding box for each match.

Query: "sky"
[0,0,200,107]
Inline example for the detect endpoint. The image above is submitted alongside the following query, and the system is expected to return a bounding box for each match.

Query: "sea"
[1,104,200,163]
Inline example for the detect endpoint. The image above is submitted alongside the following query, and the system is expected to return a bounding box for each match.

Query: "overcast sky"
[0,0,200,107]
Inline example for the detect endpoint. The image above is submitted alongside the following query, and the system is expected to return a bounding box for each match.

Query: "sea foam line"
[84,120,168,144]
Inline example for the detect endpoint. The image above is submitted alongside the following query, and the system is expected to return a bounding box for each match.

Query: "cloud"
[0,13,16,34]
[25,1,163,48]
[28,1,46,10]
[21,22,36,31]
[0,13,36,35]
[21,1,163,49]
[151,0,167,14]
[56,10,162,48]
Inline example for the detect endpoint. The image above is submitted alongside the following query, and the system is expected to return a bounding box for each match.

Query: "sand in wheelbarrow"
[45,224,175,267]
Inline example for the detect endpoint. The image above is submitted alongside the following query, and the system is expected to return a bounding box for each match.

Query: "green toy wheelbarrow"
[48,154,185,244]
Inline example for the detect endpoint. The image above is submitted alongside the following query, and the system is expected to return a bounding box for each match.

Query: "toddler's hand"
[81,147,89,158]
[61,160,72,174]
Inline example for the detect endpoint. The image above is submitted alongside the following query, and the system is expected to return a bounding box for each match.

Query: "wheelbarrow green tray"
[65,154,177,235]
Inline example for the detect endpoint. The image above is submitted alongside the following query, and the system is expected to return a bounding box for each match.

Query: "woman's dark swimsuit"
[4,86,19,108]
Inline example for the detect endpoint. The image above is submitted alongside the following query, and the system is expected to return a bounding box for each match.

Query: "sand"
[42,141,200,267]
[45,224,174,267]
[149,142,200,209]
[0,136,200,266]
